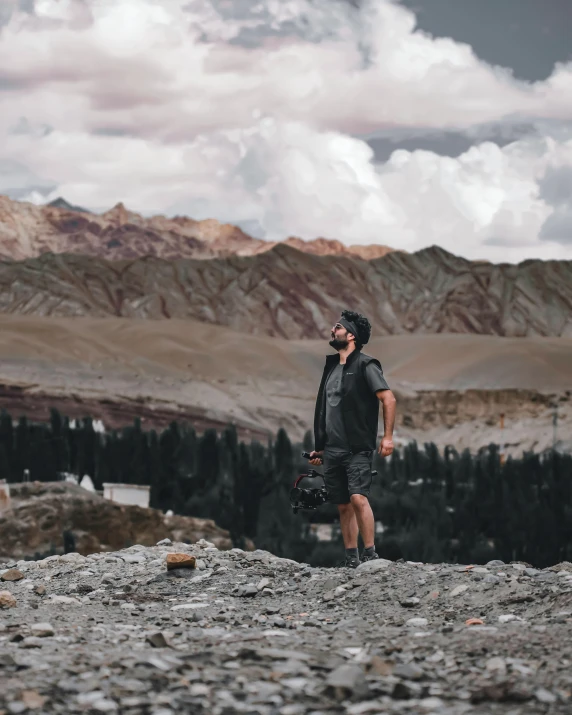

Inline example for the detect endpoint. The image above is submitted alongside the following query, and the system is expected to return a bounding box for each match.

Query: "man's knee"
[350,493,370,509]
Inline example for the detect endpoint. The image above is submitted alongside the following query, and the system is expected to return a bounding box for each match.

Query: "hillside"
[0,245,570,337]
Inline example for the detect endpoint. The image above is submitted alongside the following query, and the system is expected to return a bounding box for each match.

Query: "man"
[308,310,396,568]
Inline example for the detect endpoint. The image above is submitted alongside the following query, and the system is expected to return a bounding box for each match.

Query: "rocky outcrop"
[0,244,570,336]
[0,482,235,560]
[0,195,397,262]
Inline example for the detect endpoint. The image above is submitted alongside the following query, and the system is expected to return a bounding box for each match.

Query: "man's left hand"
[378,436,394,457]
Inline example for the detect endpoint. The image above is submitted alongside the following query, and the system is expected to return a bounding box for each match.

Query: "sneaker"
[339,554,360,569]
[360,550,379,563]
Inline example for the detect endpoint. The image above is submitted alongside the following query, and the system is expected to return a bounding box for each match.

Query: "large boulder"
[0,481,235,559]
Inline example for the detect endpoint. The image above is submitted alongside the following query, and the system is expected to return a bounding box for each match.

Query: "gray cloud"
[19,0,35,14]
[362,123,538,161]
[540,166,572,207]
[399,0,572,82]
[91,127,133,138]
[0,159,55,195]
[539,207,572,244]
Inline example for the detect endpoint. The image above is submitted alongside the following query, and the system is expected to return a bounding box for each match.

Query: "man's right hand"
[308,450,324,465]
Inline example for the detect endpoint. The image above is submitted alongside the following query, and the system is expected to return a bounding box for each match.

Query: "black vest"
[313,348,381,453]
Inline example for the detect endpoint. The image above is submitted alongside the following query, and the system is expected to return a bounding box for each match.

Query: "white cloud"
[0,0,571,262]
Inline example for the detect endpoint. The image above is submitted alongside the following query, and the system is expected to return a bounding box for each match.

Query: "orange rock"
[21,690,47,710]
[0,590,17,608]
[166,553,196,570]
[368,656,394,676]
[465,618,484,626]
[1,569,24,582]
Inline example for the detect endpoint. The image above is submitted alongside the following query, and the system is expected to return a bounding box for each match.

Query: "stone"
[483,575,500,584]
[48,595,81,605]
[257,578,271,591]
[498,614,525,624]
[156,538,172,546]
[30,623,55,637]
[0,590,16,608]
[121,553,146,564]
[34,585,46,596]
[326,664,368,698]
[368,656,394,676]
[146,632,170,648]
[1,569,24,582]
[535,688,557,704]
[21,690,48,710]
[166,553,196,570]
[485,657,507,674]
[450,584,469,596]
[239,584,258,597]
[20,636,45,648]
[406,617,428,628]
[355,558,392,574]
[170,602,209,611]
[399,597,420,607]
[486,560,505,567]
[394,662,424,680]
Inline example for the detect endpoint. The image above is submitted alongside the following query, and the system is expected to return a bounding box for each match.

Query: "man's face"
[329,322,351,351]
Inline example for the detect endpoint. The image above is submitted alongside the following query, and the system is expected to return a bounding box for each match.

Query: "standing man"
[309,310,396,568]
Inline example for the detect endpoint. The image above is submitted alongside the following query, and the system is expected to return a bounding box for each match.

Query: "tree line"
[1,409,570,568]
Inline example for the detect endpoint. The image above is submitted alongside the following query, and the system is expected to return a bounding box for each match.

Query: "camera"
[290,451,378,514]
[290,458,328,514]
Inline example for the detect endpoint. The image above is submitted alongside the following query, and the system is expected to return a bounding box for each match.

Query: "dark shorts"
[323,449,374,504]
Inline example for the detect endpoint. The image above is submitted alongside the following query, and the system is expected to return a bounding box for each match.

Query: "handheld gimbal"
[290,451,377,514]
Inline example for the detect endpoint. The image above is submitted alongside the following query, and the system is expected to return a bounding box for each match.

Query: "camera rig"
[290,451,377,514]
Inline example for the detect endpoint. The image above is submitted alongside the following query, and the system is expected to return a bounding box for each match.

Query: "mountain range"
[0,195,396,262]
[0,195,571,339]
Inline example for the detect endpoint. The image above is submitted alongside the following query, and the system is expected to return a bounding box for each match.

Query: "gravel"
[0,542,571,714]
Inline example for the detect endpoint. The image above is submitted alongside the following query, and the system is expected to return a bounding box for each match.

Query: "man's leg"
[346,450,377,554]
[338,502,359,548]
[349,494,375,549]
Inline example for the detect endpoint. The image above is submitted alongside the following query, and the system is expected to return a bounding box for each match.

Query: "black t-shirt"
[325,361,390,452]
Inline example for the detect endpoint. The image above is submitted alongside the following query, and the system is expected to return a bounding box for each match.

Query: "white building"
[103,483,150,508]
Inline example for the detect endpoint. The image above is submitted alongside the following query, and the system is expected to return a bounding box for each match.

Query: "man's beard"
[329,337,349,350]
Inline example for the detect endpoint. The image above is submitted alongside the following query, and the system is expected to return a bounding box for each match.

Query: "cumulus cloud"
[0,0,571,262]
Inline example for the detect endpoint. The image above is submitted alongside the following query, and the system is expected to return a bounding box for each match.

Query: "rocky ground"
[1,541,571,714]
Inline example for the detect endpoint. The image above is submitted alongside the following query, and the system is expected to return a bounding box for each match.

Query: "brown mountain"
[0,195,397,261]
[0,244,571,337]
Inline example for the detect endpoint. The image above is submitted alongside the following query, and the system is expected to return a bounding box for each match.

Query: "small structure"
[80,475,95,492]
[103,483,150,508]
[0,480,11,510]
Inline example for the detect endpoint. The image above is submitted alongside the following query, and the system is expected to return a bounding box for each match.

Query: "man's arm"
[376,389,396,457]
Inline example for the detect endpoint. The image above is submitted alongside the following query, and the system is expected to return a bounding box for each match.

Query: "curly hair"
[341,309,371,349]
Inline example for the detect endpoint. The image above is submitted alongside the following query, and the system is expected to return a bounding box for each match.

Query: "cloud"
[539,165,572,206]
[0,0,571,262]
[539,207,572,245]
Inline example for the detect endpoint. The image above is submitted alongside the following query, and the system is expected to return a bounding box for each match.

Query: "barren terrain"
[0,315,569,455]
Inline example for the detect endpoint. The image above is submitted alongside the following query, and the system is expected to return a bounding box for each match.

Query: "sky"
[0,0,571,263]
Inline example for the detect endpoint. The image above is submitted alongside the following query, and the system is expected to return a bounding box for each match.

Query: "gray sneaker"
[340,554,360,569]
[360,551,379,563]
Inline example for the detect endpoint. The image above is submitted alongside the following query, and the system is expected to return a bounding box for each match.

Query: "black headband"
[338,317,360,341]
